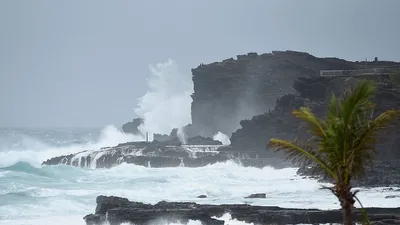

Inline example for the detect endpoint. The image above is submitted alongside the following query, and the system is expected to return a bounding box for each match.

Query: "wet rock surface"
[122,118,144,136]
[84,196,400,225]
[41,140,292,169]
[197,195,207,198]
[244,193,266,199]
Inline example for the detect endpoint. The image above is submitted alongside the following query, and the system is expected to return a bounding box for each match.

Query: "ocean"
[0,126,399,225]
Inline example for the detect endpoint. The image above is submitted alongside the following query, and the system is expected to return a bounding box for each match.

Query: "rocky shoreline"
[84,196,400,225]
[42,50,400,188]
[41,140,293,169]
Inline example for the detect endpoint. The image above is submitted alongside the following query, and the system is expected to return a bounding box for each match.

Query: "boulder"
[122,118,144,136]
[197,195,207,198]
[244,193,266,199]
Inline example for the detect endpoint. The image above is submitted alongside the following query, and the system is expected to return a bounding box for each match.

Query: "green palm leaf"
[268,138,336,179]
[292,107,327,139]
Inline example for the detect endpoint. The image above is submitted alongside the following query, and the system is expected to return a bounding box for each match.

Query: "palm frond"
[341,80,376,126]
[268,138,336,179]
[327,93,339,123]
[373,109,400,129]
[345,109,400,181]
[354,194,371,225]
[329,81,377,180]
[292,107,327,139]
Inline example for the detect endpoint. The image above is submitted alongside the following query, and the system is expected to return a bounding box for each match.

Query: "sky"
[1,0,399,128]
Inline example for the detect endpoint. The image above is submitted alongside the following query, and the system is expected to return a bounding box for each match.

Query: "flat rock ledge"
[84,196,400,225]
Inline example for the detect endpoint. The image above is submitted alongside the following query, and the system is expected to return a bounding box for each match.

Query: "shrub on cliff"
[268,80,400,225]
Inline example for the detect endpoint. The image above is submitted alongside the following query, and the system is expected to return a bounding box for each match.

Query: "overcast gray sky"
[1,0,399,128]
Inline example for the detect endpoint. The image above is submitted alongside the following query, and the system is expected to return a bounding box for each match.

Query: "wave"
[0,125,143,168]
[0,161,50,177]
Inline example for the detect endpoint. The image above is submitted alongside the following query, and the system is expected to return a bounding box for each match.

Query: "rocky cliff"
[190,50,400,137]
[229,75,400,160]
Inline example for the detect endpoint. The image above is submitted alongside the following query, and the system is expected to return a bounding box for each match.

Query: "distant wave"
[0,125,143,167]
[0,161,50,177]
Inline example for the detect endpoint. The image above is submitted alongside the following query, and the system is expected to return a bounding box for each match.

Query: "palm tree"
[268,80,400,225]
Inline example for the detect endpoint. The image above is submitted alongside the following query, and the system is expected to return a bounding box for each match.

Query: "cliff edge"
[190,51,399,137]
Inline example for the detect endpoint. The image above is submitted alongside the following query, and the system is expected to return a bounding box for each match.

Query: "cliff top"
[192,50,400,73]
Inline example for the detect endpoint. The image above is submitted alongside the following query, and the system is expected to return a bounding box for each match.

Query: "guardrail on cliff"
[320,68,400,77]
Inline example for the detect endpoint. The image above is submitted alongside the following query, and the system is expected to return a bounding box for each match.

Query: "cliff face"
[229,75,400,160]
[190,50,397,137]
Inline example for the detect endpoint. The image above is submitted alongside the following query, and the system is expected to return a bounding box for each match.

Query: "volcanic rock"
[122,118,144,136]
[244,193,266,199]
[83,195,400,225]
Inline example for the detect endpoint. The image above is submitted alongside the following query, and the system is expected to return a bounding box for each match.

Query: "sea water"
[0,127,399,225]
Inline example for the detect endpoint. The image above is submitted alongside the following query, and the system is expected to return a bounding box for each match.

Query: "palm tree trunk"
[338,184,355,225]
[342,199,353,225]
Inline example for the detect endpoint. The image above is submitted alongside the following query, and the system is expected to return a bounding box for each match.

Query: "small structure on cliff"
[320,67,400,77]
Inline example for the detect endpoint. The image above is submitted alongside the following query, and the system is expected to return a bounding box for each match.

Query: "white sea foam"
[134,59,193,136]
[1,160,400,225]
[213,131,231,145]
[0,125,142,168]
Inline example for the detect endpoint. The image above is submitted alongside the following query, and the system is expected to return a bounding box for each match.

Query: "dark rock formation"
[42,139,291,169]
[229,75,400,157]
[42,141,223,169]
[84,195,400,225]
[153,124,203,142]
[229,75,400,187]
[386,195,400,199]
[122,118,144,136]
[244,193,266,199]
[197,195,207,198]
[190,50,400,137]
[153,128,178,142]
[155,135,222,146]
[228,93,305,156]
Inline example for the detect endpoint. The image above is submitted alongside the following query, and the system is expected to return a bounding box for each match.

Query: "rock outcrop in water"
[42,138,290,169]
[121,118,144,136]
[84,195,400,225]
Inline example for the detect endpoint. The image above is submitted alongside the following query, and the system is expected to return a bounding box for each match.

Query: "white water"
[0,128,399,225]
[213,132,231,145]
[134,59,194,136]
[0,125,144,168]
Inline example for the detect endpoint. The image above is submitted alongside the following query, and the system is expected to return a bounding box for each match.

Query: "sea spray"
[0,125,141,168]
[134,59,194,135]
[177,127,187,144]
[213,131,231,145]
